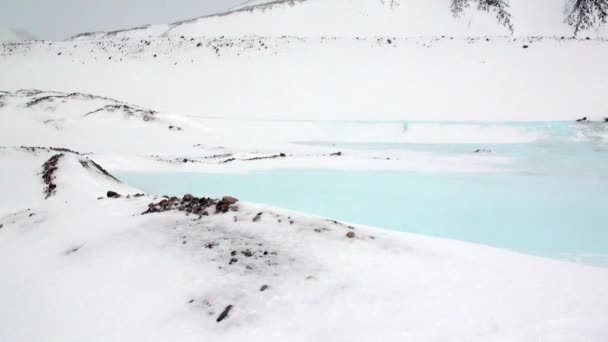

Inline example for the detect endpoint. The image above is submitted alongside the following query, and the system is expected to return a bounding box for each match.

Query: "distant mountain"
[0,28,36,43]
[68,0,608,40]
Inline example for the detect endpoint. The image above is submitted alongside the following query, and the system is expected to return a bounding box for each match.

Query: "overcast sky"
[0,0,244,40]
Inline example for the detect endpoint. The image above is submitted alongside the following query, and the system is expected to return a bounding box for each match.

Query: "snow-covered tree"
[451,0,514,33]
[567,0,608,35]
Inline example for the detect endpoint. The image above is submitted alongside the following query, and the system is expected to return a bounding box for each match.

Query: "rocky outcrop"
[142,194,239,216]
[41,154,63,199]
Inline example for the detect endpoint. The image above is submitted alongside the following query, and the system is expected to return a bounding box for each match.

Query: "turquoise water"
[118,121,608,267]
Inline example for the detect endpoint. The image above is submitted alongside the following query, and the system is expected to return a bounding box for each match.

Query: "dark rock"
[522,45,529,49]
[216,305,233,322]
[346,231,356,239]
[279,153,286,157]
[182,194,194,202]
[576,116,588,122]
[229,257,238,265]
[260,285,269,292]
[231,250,237,256]
[221,196,239,205]
[0,224,3,229]
[330,151,342,156]
[241,249,253,257]
[188,299,194,303]
[107,190,120,198]
[252,213,262,222]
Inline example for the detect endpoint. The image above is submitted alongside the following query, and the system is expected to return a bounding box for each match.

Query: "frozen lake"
[118,121,608,267]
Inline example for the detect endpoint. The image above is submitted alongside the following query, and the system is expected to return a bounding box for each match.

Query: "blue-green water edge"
[118,121,608,267]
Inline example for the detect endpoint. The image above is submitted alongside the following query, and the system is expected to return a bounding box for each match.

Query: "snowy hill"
[69,0,608,40]
[0,28,36,43]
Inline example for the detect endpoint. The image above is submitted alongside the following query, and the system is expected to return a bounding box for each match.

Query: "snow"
[1,147,608,341]
[2,37,608,121]
[2,1,608,340]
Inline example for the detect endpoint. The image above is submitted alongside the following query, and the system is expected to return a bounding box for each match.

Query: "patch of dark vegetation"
[19,146,82,155]
[221,153,287,164]
[84,104,157,121]
[26,92,102,107]
[41,153,63,199]
[244,153,287,161]
[85,159,120,182]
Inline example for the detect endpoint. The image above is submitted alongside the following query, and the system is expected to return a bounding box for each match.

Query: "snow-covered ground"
[2,0,608,340]
[1,147,608,341]
[2,36,607,121]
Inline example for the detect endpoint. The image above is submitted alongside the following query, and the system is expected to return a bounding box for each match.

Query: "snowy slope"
[0,28,36,43]
[68,0,608,40]
[2,36,607,121]
[1,147,608,341]
[0,89,523,174]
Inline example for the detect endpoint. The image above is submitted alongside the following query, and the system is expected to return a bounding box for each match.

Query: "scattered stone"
[260,285,269,292]
[205,242,217,249]
[231,250,237,256]
[253,212,262,222]
[107,190,121,198]
[229,257,238,265]
[346,231,356,239]
[221,196,239,205]
[474,149,492,153]
[216,305,233,322]
[241,249,253,257]
[215,196,238,213]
